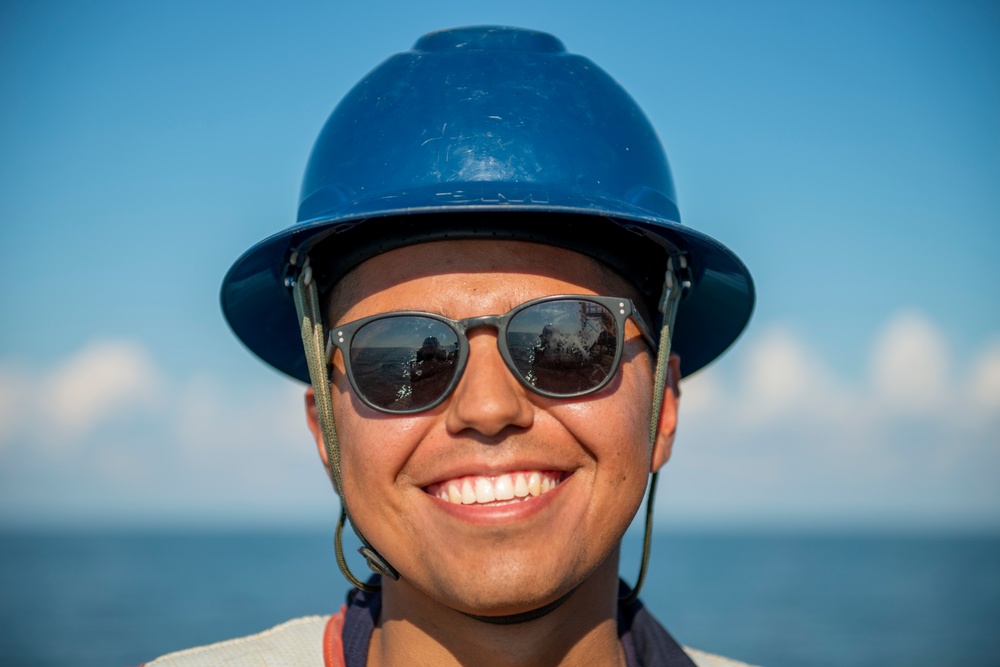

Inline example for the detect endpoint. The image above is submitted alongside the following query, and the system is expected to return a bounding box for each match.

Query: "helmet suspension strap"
[620,253,688,606]
[289,254,341,488]
[289,251,397,592]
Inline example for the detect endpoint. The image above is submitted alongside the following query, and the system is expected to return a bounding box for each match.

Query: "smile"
[425,471,565,506]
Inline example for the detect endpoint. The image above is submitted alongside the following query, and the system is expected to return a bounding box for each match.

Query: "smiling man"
[149,26,756,667]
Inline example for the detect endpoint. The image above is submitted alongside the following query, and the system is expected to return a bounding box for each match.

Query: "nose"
[445,331,534,437]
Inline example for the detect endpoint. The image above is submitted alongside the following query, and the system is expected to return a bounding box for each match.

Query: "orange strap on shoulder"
[323,605,348,667]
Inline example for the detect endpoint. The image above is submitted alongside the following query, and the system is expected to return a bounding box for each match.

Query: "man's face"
[314,239,671,616]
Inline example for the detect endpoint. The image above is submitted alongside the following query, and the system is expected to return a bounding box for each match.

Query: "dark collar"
[339,577,696,667]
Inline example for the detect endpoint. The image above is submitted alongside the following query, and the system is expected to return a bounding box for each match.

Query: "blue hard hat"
[221,26,754,381]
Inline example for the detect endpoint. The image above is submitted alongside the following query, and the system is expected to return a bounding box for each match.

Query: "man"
[149,26,756,666]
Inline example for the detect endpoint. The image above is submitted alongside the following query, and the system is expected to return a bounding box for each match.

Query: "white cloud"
[173,373,309,482]
[663,310,1000,526]
[0,338,306,472]
[677,368,720,418]
[741,328,812,416]
[678,324,858,442]
[735,326,852,426]
[869,311,950,414]
[0,340,162,450]
[0,340,330,525]
[969,340,1000,414]
[46,340,162,439]
[682,311,998,435]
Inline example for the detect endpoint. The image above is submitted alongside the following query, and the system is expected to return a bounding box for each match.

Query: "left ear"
[651,353,681,472]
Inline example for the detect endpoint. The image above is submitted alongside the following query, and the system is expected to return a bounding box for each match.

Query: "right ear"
[650,353,681,473]
[304,387,339,494]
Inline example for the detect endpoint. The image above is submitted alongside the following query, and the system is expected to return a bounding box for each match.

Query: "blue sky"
[1,0,997,530]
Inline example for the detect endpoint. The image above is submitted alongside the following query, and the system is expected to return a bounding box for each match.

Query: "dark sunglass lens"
[507,300,618,395]
[350,317,460,411]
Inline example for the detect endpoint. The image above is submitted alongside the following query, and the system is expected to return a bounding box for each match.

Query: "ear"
[650,353,681,472]
[304,386,329,468]
[306,387,343,495]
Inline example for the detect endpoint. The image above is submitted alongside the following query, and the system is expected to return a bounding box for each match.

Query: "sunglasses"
[326,295,656,414]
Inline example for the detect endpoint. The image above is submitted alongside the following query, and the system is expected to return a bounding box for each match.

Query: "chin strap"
[619,252,688,607]
[459,587,580,625]
[289,251,397,593]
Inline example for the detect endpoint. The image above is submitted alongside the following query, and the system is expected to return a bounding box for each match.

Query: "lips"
[425,470,564,506]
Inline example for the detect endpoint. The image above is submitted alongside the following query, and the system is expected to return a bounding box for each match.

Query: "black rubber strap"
[458,586,578,625]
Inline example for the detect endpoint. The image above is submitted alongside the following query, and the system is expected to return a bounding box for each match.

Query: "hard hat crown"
[221,27,754,381]
[297,25,679,227]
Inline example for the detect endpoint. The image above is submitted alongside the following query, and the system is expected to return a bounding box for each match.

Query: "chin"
[439,579,572,618]
[415,548,611,617]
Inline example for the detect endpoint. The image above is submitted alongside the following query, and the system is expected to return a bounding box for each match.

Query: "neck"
[368,550,626,667]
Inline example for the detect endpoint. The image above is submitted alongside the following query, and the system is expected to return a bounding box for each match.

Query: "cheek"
[551,353,654,467]
[597,350,655,423]
[601,357,656,493]
[330,369,430,498]
[599,364,655,526]
[337,411,423,481]
[335,414,436,551]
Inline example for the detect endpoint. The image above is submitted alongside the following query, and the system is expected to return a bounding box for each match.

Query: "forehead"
[329,239,639,324]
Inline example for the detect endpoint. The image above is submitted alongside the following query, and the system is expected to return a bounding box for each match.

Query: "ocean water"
[1,529,998,667]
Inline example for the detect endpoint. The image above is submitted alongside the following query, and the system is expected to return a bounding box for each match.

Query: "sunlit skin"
[306,240,681,667]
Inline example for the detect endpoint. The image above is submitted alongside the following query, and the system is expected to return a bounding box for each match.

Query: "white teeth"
[474,477,495,504]
[514,473,529,498]
[461,479,476,505]
[428,470,563,506]
[528,471,541,497]
[495,474,514,501]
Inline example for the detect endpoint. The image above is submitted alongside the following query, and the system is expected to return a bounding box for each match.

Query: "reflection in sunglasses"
[331,296,649,413]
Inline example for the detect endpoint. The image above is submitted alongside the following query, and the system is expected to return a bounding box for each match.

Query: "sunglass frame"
[326,294,656,414]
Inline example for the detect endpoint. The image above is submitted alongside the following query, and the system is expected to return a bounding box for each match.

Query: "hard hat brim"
[220,185,754,382]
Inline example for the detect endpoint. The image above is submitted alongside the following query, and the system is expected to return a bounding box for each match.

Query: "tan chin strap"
[290,253,383,593]
[620,254,686,606]
[291,255,342,488]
